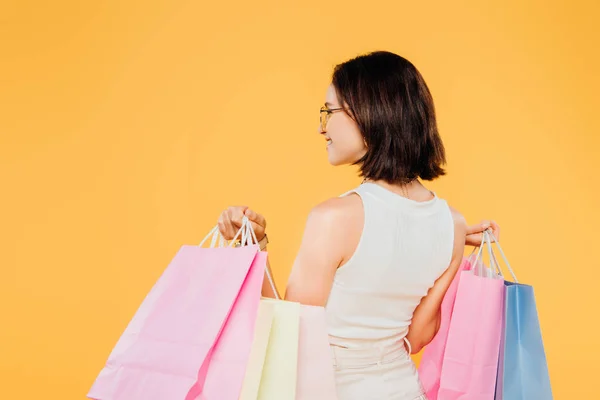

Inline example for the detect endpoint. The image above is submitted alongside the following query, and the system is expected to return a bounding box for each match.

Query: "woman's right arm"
[405,207,467,354]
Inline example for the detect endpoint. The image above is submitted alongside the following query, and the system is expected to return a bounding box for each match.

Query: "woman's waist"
[327,326,410,349]
[329,339,413,368]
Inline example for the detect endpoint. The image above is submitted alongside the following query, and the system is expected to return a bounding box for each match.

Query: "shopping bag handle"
[198,217,260,249]
[199,226,227,248]
[486,230,518,283]
[472,231,500,278]
[472,230,518,283]
[238,217,280,299]
[198,218,280,300]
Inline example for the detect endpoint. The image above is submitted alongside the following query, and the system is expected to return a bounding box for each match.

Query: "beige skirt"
[330,341,427,400]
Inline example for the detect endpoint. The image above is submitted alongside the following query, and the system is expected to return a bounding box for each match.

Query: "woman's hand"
[217,206,267,242]
[466,220,500,247]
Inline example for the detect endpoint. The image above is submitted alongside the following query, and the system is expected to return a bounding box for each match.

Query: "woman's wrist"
[258,233,269,251]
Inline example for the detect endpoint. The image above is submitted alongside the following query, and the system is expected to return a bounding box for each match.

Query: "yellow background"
[1,1,598,398]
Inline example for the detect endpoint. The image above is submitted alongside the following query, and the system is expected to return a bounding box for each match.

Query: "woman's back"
[215,51,494,400]
[325,181,455,400]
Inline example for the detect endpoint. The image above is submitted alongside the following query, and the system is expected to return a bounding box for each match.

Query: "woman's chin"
[327,153,347,166]
[327,147,364,166]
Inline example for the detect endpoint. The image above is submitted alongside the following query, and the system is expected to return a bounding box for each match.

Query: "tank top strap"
[338,186,361,198]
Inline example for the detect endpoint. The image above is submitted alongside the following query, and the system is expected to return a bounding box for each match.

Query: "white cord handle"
[472,231,497,278]
[240,217,279,299]
[199,226,226,248]
[198,217,280,300]
[198,217,259,248]
[471,229,518,282]
[486,230,518,283]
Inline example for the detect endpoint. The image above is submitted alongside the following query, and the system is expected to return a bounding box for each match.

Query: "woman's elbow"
[408,335,431,355]
[410,342,424,355]
[407,317,441,354]
[405,333,426,355]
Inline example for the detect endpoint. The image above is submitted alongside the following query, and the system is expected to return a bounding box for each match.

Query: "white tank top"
[325,182,455,349]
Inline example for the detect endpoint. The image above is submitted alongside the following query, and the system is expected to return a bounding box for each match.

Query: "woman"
[217,51,499,400]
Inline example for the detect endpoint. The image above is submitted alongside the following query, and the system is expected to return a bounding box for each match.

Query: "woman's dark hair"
[332,50,446,184]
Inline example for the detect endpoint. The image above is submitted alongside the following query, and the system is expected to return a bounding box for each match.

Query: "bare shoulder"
[304,194,363,265]
[447,204,467,262]
[309,194,361,220]
[448,205,467,230]
[307,193,362,231]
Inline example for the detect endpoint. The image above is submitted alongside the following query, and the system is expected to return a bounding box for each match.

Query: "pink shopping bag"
[438,234,505,400]
[296,305,338,400]
[418,256,474,400]
[87,242,263,400]
[198,250,267,399]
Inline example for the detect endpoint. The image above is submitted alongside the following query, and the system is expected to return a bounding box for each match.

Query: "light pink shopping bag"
[418,257,473,400]
[88,244,262,400]
[296,305,338,400]
[197,251,267,400]
[438,258,505,399]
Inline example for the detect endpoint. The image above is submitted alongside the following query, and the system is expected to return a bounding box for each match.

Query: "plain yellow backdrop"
[1,0,598,398]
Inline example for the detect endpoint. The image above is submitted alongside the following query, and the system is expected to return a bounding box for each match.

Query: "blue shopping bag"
[487,232,553,400]
[495,282,553,399]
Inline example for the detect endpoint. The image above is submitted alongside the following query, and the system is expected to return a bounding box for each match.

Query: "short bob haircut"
[332,51,446,184]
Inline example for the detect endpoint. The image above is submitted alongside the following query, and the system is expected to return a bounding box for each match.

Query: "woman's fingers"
[466,232,484,247]
[243,209,266,241]
[229,206,247,228]
[244,208,266,229]
[466,220,491,235]
[489,220,500,241]
[465,219,501,246]
[217,210,236,240]
[217,206,267,242]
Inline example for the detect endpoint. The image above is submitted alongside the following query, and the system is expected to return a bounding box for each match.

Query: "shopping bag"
[256,298,300,400]
[193,250,267,400]
[438,232,505,400]
[239,300,277,400]
[240,300,338,400]
[88,220,264,400]
[418,255,474,400]
[242,298,301,400]
[192,218,272,399]
[488,234,552,400]
[296,304,338,400]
